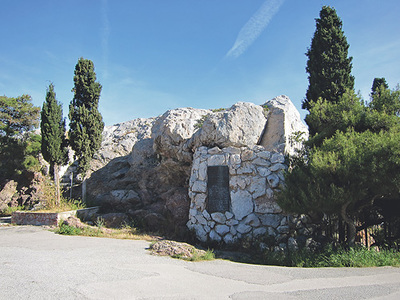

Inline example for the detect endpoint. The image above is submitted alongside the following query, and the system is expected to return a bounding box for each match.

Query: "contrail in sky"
[101,0,110,78]
[225,0,285,59]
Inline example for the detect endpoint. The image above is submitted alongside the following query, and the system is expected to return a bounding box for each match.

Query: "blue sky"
[1,0,399,126]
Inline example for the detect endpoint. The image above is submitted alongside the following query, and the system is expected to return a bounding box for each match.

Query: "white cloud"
[225,0,285,59]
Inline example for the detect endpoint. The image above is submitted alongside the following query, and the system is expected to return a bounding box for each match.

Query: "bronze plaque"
[207,166,230,213]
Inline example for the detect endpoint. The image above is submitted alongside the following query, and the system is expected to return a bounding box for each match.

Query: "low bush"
[262,245,400,267]
[0,206,25,217]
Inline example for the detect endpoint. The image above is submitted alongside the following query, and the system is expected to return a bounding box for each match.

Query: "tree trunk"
[54,164,60,206]
[340,201,356,247]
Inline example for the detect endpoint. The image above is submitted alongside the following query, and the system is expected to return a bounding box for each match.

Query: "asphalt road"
[1,225,400,300]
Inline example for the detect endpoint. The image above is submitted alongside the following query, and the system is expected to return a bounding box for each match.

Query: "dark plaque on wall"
[207,166,230,213]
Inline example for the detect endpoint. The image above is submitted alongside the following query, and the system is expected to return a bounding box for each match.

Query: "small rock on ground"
[149,240,206,259]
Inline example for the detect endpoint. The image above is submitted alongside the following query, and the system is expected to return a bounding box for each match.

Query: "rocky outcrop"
[187,102,267,151]
[260,95,308,155]
[152,108,210,162]
[83,96,308,242]
[92,118,155,171]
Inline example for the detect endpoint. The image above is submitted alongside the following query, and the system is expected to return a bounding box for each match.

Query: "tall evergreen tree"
[68,58,104,178]
[369,78,400,116]
[303,6,354,112]
[371,77,388,96]
[41,83,68,205]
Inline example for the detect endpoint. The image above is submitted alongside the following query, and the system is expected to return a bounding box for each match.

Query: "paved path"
[1,226,400,300]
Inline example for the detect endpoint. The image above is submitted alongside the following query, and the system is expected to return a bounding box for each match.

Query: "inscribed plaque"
[207,166,230,213]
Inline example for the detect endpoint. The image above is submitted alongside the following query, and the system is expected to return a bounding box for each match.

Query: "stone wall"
[11,211,70,226]
[187,145,291,244]
[11,207,99,226]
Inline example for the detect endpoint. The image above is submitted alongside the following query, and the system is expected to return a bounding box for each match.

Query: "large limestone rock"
[188,102,267,150]
[92,117,155,170]
[151,107,210,162]
[260,95,308,155]
[82,96,308,239]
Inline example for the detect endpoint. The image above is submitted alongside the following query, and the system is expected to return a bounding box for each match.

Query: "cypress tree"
[68,58,104,178]
[303,6,354,111]
[41,83,69,205]
[371,77,388,96]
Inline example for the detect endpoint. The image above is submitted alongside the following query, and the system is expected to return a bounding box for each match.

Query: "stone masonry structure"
[187,145,287,244]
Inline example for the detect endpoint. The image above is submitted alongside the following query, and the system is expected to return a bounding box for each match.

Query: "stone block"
[259,214,282,228]
[277,225,289,234]
[230,190,253,221]
[258,151,271,160]
[254,197,282,214]
[230,176,247,190]
[253,227,267,237]
[194,194,207,209]
[207,155,226,166]
[225,211,234,220]
[230,226,237,235]
[267,174,280,188]
[253,157,270,167]
[195,214,207,225]
[215,224,230,236]
[211,212,226,224]
[209,230,222,242]
[237,224,252,234]
[229,154,241,166]
[241,150,256,161]
[226,219,239,226]
[257,167,271,177]
[236,164,254,175]
[198,163,207,181]
[244,214,261,227]
[270,163,286,172]
[202,209,211,221]
[208,146,222,154]
[249,177,266,199]
[223,147,241,154]
[193,224,207,242]
[223,233,237,244]
[191,180,207,193]
[271,153,285,164]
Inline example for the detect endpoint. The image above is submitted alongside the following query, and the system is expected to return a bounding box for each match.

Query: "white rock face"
[92,118,155,170]
[188,102,267,150]
[260,95,308,156]
[151,107,210,161]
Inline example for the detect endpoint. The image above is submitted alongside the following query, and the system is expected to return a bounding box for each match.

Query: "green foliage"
[183,249,215,262]
[0,95,40,182]
[262,246,400,267]
[280,78,400,247]
[69,58,104,176]
[303,6,354,111]
[194,114,209,129]
[369,83,400,115]
[41,83,69,168]
[371,77,388,96]
[280,126,400,246]
[22,133,42,172]
[41,83,69,205]
[0,205,24,217]
[57,223,83,235]
[211,108,225,113]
